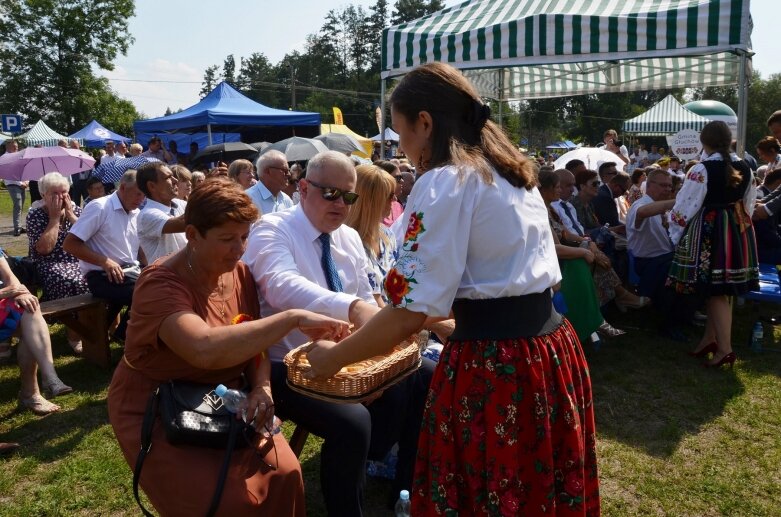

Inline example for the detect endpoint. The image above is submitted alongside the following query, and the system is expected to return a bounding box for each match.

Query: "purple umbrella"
[0,147,96,181]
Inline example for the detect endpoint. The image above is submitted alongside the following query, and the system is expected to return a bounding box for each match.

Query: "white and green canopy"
[623,94,712,135]
[18,120,74,147]
[381,0,751,100]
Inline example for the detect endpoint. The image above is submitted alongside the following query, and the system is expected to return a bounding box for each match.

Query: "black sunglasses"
[306,179,359,205]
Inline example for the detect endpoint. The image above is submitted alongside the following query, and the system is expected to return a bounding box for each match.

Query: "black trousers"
[271,358,434,517]
[85,271,136,340]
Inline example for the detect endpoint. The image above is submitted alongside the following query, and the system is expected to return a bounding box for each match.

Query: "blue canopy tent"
[69,120,131,148]
[133,82,321,145]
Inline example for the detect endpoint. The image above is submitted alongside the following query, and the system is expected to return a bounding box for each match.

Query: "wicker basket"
[283,332,426,404]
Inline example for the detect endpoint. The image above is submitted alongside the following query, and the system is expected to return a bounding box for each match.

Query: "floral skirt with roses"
[412,319,600,516]
[667,204,759,296]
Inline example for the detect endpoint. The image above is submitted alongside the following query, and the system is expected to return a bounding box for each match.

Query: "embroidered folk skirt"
[667,204,759,296]
[412,318,600,516]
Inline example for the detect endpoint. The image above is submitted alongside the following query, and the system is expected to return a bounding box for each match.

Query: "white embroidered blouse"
[383,164,560,318]
[668,151,756,246]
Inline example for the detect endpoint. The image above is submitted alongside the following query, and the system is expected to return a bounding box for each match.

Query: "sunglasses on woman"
[306,179,359,205]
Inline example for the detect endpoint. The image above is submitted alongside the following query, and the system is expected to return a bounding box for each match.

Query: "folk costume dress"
[384,165,600,516]
[667,152,759,295]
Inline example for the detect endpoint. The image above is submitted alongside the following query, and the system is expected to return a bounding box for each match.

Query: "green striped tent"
[381,0,751,100]
[623,94,712,135]
[18,120,75,147]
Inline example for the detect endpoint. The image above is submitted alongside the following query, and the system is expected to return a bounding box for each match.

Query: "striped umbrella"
[93,156,160,183]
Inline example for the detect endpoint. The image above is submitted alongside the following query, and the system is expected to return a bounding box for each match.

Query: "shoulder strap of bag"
[133,387,159,517]
[132,385,241,517]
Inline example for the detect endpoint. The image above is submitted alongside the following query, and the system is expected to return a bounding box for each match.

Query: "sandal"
[18,393,60,415]
[43,379,73,398]
[598,321,626,338]
[68,339,83,355]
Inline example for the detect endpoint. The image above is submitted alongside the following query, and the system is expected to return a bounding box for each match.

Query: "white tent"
[623,95,712,136]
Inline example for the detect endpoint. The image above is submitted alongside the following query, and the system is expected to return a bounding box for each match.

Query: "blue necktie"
[319,233,343,292]
[561,202,584,236]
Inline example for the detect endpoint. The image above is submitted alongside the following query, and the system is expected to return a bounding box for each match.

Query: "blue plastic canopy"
[69,120,131,148]
[133,82,320,139]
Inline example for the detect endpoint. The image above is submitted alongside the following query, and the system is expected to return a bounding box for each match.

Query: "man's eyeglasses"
[306,179,359,205]
[268,166,291,176]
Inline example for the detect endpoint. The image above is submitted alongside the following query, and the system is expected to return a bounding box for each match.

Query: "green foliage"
[200,65,220,99]
[0,0,136,133]
[222,54,236,86]
[391,0,444,24]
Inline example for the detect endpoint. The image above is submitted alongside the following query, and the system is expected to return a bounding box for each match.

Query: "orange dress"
[108,262,305,517]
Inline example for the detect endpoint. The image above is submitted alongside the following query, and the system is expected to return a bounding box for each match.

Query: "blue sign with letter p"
[1,114,23,133]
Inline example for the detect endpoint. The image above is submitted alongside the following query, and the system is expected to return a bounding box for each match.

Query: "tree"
[237,52,281,107]
[223,54,236,86]
[0,0,136,133]
[391,0,444,24]
[367,0,389,72]
[72,74,139,137]
[200,65,220,98]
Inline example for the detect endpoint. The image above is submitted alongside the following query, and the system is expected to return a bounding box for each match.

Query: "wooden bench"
[40,294,111,368]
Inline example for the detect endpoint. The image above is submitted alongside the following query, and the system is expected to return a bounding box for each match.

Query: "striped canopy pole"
[736,49,750,158]
[380,80,386,158]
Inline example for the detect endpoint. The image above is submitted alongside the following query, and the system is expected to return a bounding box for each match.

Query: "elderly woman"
[26,172,89,354]
[170,164,193,201]
[107,178,348,516]
[0,251,72,414]
[228,159,255,190]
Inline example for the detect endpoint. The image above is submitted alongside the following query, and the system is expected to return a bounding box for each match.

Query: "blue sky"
[101,0,779,118]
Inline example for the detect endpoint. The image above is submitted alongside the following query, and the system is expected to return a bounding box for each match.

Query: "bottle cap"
[215,384,228,397]
[400,489,410,500]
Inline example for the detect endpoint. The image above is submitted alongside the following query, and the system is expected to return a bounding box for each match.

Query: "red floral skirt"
[412,319,600,516]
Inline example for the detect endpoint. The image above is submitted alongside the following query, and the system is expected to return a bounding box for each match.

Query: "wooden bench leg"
[56,303,110,368]
[289,425,310,457]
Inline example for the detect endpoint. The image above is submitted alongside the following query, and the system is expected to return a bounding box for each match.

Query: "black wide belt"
[450,289,562,341]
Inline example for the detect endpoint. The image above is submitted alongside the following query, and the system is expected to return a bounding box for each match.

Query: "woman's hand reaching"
[303,339,343,379]
[294,310,350,342]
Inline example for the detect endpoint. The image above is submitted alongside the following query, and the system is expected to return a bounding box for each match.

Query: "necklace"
[186,250,229,320]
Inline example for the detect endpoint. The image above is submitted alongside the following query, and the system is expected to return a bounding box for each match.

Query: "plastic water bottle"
[394,489,411,517]
[215,384,281,436]
[751,322,764,352]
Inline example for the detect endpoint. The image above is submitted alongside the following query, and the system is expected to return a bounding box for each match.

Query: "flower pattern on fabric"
[403,211,425,248]
[365,225,399,304]
[384,267,414,306]
[385,212,428,307]
[686,170,706,183]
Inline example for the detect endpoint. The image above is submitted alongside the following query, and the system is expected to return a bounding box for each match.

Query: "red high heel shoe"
[688,341,717,358]
[703,352,736,368]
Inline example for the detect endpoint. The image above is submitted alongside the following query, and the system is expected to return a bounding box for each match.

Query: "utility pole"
[289,64,297,110]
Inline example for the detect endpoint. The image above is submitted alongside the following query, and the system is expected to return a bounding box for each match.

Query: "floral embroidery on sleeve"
[686,169,706,183]
[385,211,428,306]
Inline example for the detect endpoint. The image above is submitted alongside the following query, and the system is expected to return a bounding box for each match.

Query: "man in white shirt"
[598,129,629,165]
[141,136,173,163]
[551,168,586,236]
[136,162,187,263]
[244,151,434,516]
[647,145,662,164]
[626,168,690,341]
[101,140,122,165]
[245,150,294,216]
[63,169,145,341]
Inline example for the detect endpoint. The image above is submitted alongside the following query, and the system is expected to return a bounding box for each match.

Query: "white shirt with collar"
[551,199,585,236]
[243,204,376,362]
[69,191,140,275]
[245,180,294,217]
[101,153,121,165]
[626,194,674,258]
[138,198,187,264]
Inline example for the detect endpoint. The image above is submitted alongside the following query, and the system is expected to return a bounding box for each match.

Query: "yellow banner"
[332,107,343,125]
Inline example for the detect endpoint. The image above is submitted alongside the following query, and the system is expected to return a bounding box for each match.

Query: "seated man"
[136,162,187,263]
[551,168,586,236]
[592,162,628,235]
[626,168,695,341]
[754,168,781,264]
[245,150,294,216]
[244,151,434,516]
[63,169,145,341]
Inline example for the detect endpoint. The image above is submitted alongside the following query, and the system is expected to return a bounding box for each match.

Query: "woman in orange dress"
[108,178,348,516]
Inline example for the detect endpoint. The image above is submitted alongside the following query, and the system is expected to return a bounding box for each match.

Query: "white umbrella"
[553,147,626,172]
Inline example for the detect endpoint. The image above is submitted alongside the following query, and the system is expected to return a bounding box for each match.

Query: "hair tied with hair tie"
[465,100,491,129]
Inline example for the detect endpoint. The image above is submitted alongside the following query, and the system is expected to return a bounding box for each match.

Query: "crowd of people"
[0,62,779,515]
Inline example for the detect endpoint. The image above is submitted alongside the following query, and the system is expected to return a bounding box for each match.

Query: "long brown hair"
[700,121,742,188]
[389,62,535,189]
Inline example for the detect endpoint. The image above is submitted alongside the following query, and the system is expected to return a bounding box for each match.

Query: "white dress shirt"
[387,164,561,317]
[551,199,585,236]
[625,194,674,258]
[100,153,121,165]
[138,198,187,263]
[243,205,376,362]
[69,191,140,275]
[245,180,294,217]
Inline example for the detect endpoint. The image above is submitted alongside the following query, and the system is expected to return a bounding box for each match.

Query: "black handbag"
[133,380,257,517]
